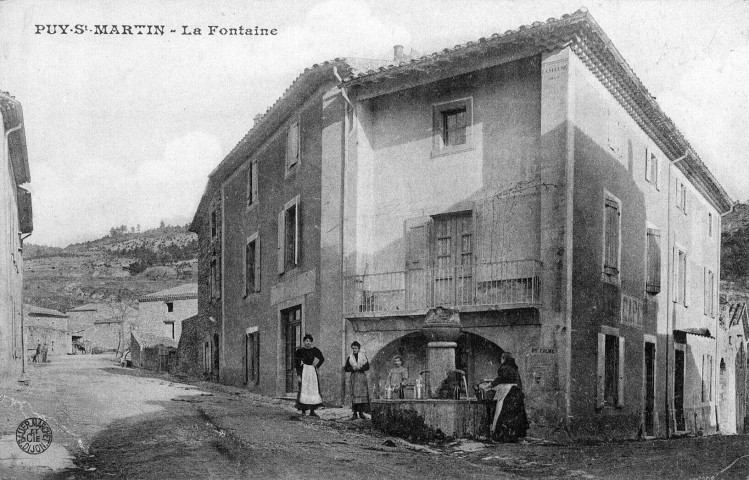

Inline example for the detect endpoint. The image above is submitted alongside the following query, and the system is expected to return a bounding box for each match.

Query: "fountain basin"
[372,399,490,438]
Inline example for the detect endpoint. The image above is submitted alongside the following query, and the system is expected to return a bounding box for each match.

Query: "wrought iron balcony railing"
[344,259,541,315]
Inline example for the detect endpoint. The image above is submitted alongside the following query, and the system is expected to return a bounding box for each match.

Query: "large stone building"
[0,91,31,379]
[24,305,71,357]
[137,283,197,342]
[185,10,733,439]
[67,302,137,353]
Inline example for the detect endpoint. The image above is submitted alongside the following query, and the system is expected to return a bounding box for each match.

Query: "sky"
[1,0,748,247]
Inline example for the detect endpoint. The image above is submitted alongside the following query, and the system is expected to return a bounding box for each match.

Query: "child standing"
[386,355,409,399]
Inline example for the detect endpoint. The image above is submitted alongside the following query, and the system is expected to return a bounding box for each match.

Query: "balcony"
[344,259,542,317]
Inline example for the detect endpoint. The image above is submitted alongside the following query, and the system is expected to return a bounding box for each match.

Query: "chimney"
[393,45,404,62]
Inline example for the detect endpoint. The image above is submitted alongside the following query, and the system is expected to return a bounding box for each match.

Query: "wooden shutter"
[287,121,299,168]
[655,155,661,191]
[683,253,689,307]
[251,161,258,204]
[703,267,708,316]
[597,333,606,409]
[405,216,432,309]
[433,106,444,151]
[646,228,661,294]
[604,199,620,276]
[617,336,625,408]
[255,237,261,292]
[277,210,285,273]
[293,196,300,266]
[645,148,651,182]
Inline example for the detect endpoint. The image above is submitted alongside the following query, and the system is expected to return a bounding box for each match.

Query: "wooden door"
[644,342,656,436]
[283,306,302,393]
[674,348,685,431]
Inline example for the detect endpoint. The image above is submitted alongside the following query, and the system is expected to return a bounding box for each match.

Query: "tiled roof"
[344,9,733,213]
[131,331,177,349]
[138,283,198,303]
[729,302,747,328]
[69,303,105,312]
[190,56,389,233]
[24,305,67,317]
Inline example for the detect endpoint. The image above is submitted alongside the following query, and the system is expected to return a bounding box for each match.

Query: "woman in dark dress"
[295,334,325,417]
[344,341,370,420]
[488,352,529,442]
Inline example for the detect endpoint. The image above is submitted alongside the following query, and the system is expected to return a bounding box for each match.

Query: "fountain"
[371,307,490,438]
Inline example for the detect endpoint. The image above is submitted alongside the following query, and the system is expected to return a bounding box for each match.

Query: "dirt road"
[2,355,749,479]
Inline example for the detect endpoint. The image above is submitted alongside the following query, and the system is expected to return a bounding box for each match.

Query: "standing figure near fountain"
[386,355,409,399]
[486,352,529,442]
[294,334,325,417]
[344,341,370,420]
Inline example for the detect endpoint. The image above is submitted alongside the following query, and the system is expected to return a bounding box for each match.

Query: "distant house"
[24,305,71,357]
[137,283,197,342]
[0,91,31,379]
[67,302,137,353]
[130,331,177,372]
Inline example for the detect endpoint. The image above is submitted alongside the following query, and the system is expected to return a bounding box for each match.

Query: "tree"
[159,220,166,229]
[106,297,138,358]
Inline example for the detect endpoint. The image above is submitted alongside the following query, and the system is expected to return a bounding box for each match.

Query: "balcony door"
[432,212,473,307]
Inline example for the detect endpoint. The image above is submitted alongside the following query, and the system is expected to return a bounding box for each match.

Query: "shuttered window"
[702,354,713,402]
[603,197,621,279]
[277,196,300,273]
[245,233,260,295]
[247,161,258,207]
[646,228,661,294]
[286,121,300,171]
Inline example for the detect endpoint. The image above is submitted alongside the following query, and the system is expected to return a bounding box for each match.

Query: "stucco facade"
[0,92,31,380]
[187,10,733,439]
[137,284,197,342]
[67,303,136,353]
[24,305,71,357]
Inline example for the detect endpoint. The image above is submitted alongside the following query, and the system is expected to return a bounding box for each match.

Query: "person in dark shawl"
[486,352,529,442]
[344,341,370,420]
[294,334,325,417]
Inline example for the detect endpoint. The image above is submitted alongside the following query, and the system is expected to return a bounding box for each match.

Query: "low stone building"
[137,284,197,342]
[67,302,137,353]
[131,331,177,372]
[23,305,71,358]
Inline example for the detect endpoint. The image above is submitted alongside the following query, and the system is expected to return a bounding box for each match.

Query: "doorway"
[644,341,656,436]
[282,306,302,394]
[674,347,686,431]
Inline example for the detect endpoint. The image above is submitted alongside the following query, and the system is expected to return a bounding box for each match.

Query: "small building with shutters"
[187,10,733,439]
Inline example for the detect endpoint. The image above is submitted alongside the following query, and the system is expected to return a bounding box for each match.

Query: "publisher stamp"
[15,418,53,455]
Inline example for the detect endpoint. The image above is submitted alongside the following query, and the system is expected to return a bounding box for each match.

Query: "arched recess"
[368,331,504,398]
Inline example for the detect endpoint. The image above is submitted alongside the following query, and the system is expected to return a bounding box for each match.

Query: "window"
[645,149,660,189]
[708,212,713,237]
[166,322,175,340]
[597,331,624,408]
[166,302,174,313]
[676,179,687,214]
[210,257,220,299]
[282,306,302,393]
[247,160,258,207]
[277,196,300,273]
[246,329,260,385]
[245,233,260,295]
[704,268,715,317]
[646,228,661,294]
[286,121,300,172]
[674,248,687,306]
[603,194,621,282]
[702,354,713,402]
[432,98,472,156]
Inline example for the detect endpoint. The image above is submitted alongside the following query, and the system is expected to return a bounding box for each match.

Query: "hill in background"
[23,223,197,312]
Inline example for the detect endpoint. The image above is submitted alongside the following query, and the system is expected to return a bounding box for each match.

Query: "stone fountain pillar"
[421,307,461,398]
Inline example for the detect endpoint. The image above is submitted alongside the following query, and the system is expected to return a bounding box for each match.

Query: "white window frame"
[277,195,300,274]
[431,97,474,157]
[602,190,622,284]
[285,119,300,175]
[245,232,260,296]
